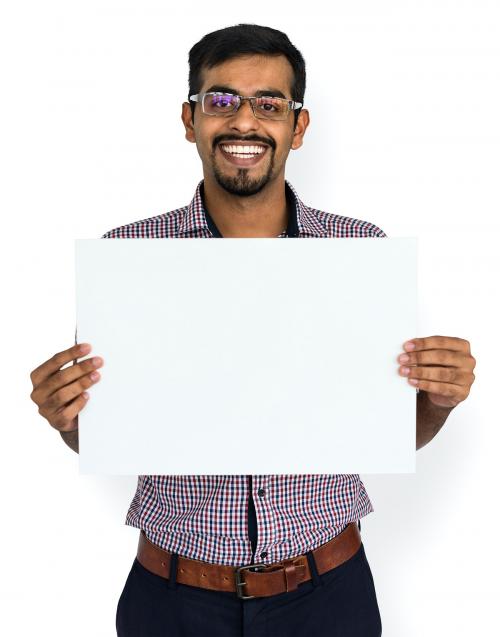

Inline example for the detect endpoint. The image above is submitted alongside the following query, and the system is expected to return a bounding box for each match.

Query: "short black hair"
[188,24,306,128]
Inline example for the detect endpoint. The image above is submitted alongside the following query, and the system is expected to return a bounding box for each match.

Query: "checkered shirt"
[102,179,387,566]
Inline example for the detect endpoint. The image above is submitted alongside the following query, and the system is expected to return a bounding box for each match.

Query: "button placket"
[253,476,270,562]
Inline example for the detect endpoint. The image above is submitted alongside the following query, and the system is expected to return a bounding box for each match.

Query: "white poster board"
[75,238,417,475]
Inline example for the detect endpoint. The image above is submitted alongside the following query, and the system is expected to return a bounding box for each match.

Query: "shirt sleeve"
[371,225,388,238]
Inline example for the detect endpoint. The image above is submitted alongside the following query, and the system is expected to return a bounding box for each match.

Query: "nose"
[228,98,259,134]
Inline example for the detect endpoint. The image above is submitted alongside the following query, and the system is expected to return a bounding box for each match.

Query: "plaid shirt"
[102,180,387,566]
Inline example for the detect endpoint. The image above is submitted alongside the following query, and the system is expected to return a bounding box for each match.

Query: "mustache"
[213,135,276,150]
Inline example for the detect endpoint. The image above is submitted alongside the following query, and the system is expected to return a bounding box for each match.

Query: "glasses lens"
[203,93,239,115]
[254,97,289,120]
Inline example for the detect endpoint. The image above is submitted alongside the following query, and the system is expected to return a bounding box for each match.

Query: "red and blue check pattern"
[102,180,387,566]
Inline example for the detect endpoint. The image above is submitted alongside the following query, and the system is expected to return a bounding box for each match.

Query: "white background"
[1,1,498,635]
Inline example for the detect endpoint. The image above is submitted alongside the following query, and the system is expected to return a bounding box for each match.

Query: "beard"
[210,149,275,197]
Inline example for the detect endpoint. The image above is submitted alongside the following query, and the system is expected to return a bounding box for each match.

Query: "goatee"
[211,153,275,197]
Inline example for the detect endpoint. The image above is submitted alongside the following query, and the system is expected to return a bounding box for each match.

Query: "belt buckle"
[235,563,268,600]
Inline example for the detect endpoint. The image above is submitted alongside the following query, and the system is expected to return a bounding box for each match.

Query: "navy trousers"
[115,540,382,636]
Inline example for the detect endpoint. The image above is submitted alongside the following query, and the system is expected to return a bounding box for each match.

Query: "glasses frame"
[189,92,303,120]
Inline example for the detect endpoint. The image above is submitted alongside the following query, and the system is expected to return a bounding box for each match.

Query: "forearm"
[416,390,454,450]
[60,429,79,453]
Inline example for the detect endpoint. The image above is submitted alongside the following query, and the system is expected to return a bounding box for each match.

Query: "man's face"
[182,54,309,197]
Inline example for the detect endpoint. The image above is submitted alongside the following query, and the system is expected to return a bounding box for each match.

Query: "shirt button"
[257,488,266,498]
[260,551,268,559]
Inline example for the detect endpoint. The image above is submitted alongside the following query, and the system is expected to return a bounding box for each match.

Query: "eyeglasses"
[189,92,303,121]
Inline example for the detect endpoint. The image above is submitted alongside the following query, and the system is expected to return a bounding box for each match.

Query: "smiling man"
[30,23,476,637]
[182,52,307,241]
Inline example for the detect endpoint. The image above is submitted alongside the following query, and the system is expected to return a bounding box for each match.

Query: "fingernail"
[83,392,89,399]
[90,371,100,381]
[79,343,91,354]
[404,342,416,351]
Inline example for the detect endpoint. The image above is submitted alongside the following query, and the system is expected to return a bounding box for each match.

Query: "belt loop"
[168,553,179,589]
[305,551,323,588]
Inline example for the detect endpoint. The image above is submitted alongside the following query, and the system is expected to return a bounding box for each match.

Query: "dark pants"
[116,541,382,636]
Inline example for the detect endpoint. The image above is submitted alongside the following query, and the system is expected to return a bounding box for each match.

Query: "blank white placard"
[75,238,417,475]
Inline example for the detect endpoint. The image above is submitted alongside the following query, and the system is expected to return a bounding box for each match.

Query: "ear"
[291,109,310,150]
[181,102,196,143]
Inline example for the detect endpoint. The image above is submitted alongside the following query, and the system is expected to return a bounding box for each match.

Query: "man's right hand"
[30,343,103,432]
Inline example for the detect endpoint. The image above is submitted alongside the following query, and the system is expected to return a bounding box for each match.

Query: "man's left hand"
[398,336,476,408]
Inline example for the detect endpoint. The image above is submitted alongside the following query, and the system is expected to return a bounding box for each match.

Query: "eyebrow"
[204,85,289,100]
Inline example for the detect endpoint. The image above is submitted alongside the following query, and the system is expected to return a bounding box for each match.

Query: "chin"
[217,175,271,197]
[213,163,274,197]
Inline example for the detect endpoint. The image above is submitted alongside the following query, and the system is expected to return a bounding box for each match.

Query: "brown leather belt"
[137,522,361,599]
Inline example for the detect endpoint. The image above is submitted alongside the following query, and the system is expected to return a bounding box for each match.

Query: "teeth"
[220,144,265,156]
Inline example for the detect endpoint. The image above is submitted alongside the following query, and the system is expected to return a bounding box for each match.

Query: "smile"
[218,143,268,166]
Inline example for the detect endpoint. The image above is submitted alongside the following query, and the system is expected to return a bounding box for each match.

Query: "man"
[30,24,476,637]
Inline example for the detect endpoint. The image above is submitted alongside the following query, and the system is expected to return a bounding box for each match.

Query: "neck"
[202,173,288,238]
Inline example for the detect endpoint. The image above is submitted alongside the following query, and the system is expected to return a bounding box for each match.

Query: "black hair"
[188,24,306,128]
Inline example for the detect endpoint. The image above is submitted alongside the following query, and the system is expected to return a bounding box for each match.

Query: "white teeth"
[220,144,265,156]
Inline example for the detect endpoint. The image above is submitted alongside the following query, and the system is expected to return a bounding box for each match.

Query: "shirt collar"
[178,179,325,238]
